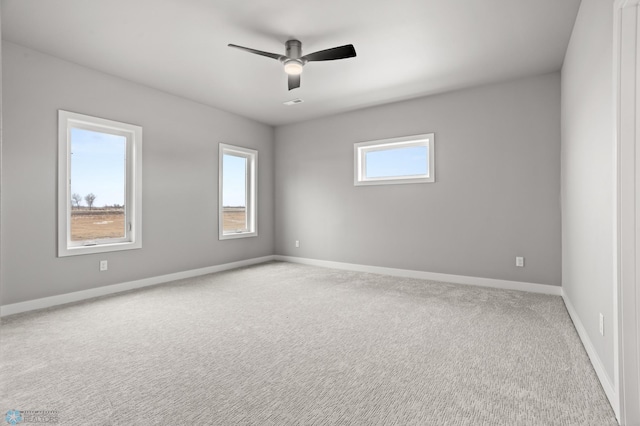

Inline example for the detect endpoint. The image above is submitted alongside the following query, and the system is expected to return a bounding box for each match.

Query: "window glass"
[70,128,127,241]
[222,154,248,233]
[365,146,428,179]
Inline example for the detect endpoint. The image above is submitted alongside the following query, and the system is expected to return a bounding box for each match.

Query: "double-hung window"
[354,133,435,186]
[58,110,142,257]
[219,143,257,239]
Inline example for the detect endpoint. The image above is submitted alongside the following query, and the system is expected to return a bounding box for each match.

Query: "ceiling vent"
[283,98,304,106]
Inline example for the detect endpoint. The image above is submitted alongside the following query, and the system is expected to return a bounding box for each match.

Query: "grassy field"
[69,208,246,240]
[222,208,247,232]
[70,209,125,241]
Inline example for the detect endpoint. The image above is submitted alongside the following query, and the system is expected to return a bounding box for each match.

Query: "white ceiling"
[1,0,581,126]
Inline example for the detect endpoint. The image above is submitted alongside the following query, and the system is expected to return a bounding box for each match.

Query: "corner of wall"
[562,291,619,419]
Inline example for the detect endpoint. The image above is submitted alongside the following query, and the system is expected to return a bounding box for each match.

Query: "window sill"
[59,240,142,257]
[354,176,435,186]
[219,231,258,240]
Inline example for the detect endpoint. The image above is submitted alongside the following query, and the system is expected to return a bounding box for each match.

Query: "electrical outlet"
[295,240,300,248]
[516,256,524,267]
[599,313,604,336]
[100,260,108,272]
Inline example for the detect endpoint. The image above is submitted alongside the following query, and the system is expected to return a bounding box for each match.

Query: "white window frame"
[57,110,142,257]
[219,143,258,240]
[354,133,435,186]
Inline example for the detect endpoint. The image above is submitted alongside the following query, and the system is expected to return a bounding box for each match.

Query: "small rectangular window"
[354,134,435,186]
[58,110,142,257]
[219,143,257,239]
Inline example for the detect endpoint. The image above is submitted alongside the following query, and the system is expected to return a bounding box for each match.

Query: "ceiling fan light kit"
[228,39,356,90]
[283,59,303,75]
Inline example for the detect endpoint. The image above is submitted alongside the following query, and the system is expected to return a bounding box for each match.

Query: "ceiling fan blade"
[228,44,285,61]
[301,44,356,62]
[288,74,301,91]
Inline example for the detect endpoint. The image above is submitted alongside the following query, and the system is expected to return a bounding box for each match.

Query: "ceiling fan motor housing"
[285,40,302,59]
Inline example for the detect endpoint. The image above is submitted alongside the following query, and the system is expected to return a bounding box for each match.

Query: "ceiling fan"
[228,40,357,91]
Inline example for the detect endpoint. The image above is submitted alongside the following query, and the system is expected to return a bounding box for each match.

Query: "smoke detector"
[283,98,304,106]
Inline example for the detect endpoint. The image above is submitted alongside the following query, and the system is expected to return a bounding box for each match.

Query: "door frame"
[615,0,640,424]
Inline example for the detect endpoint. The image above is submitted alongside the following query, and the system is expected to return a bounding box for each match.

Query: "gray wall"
[561,0,615,382]
[275,73,561,286]
[1,42,275,305]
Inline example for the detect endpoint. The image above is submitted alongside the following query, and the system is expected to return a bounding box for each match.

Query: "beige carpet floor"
[1,261,617,425]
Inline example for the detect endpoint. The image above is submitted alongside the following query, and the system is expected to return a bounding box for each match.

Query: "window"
[354,133,435,186]
[219,143,257,239]
[58,110,142,257]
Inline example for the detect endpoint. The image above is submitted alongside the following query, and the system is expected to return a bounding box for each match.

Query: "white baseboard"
[0,255,276,317]
[562,294,619,418]
[1,254,561,315]
[274,255,562,296]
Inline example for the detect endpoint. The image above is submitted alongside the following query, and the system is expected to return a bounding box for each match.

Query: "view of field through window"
[365,145,428,178]
[70,128,126,241]
[222,153,248,233]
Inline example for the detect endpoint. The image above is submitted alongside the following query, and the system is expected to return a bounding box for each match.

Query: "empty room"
[1,0,639,425]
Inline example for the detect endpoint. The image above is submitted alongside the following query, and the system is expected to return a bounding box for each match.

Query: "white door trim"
[615,0,640,424]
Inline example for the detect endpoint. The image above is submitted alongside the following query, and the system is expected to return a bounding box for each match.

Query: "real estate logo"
[4,410,22,425]
[4,410,58,424]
